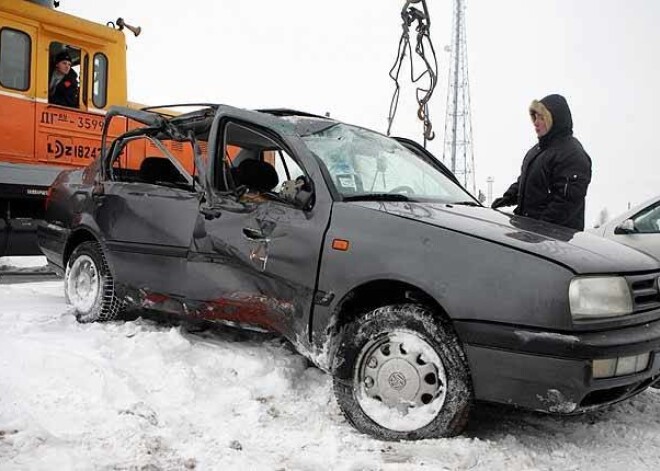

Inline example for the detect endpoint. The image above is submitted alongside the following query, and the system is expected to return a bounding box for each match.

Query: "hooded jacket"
[49,68,79,108]
[499,94,592,231]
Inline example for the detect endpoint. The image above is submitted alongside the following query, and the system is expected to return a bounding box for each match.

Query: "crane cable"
[386,0,438,146]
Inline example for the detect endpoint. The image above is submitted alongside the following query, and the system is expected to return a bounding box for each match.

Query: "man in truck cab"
[48,50,79,108]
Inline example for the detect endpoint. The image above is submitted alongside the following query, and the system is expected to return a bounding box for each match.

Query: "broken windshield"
[300,123,474,203]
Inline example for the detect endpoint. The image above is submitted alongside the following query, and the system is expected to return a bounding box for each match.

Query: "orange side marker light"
[332,239,350,251]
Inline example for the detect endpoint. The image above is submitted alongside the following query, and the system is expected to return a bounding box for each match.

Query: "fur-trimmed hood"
[530,94,573,148]
[529,100,553,130]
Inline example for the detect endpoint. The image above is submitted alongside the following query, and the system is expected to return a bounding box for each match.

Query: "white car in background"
[592,195,660,260]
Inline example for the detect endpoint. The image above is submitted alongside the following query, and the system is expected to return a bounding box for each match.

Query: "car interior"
[230,159,279,193]
[218,122,305,201]
[108,133,196,190]
[105,112,309,205]
[138,157,189,187]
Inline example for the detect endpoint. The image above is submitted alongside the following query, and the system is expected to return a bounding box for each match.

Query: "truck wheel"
[64,241,123,323]
[332,304,472,440]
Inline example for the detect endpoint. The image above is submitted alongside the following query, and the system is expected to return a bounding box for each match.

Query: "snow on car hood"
[352,201,660,274]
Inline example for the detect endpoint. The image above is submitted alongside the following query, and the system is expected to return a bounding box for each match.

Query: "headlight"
[569,276,633,320]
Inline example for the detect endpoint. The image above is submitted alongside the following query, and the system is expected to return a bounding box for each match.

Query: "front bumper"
[455,319,660,413]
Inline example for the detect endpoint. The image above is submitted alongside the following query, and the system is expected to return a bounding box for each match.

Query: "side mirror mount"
[295,188,313,210]
[200,205,222,220]
[91,180,104,197]
[233,184,248,200]
[280,176,314,210]
[614,218,636,234]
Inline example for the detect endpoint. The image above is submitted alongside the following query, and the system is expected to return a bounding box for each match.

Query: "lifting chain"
[386,0,438,146]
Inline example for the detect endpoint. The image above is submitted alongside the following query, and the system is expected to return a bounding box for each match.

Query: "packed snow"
[0,256,52,273]
[1,258,660,470]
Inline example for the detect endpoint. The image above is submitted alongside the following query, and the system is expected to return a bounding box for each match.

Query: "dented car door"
[188,198,329,338]
[95,181,199,298]
[184,113,332,339]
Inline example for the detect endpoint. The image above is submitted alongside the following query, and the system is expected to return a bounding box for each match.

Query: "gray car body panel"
[358,200,659,273]
[313,202,577,336]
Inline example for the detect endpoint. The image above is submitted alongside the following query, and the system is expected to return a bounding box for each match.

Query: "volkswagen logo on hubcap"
[388,372,407,391]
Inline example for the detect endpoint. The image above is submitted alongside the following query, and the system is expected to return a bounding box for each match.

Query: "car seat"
[232,159,279,192]
[138,157,187,185]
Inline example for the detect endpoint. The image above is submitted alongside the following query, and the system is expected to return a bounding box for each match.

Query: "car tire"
[332,303,473,440]
[64,241,123,323]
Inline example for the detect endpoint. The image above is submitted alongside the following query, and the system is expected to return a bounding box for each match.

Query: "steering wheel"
[388,185,416,196]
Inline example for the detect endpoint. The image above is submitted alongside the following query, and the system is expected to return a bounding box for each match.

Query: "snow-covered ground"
[0,256,51,273]
[1,274,659,470]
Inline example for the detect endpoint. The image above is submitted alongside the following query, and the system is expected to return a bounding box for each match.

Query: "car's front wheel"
[65,241,123,323]
[333,303,473,440]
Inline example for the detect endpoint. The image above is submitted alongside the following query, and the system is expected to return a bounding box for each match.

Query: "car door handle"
[200,206,222,220]
[242,227,266,240]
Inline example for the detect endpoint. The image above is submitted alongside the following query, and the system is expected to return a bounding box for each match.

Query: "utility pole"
[443,0,476,195]
[486,176,494,206]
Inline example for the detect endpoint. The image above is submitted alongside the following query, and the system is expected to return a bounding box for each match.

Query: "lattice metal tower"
[443,0,476,194]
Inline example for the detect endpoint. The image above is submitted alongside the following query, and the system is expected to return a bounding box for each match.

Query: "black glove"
[491,196,510,209]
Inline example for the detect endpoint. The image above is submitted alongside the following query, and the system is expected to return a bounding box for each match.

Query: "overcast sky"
[61,0,660,226]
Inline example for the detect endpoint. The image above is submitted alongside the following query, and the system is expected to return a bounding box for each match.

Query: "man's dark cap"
[54,50,72,64]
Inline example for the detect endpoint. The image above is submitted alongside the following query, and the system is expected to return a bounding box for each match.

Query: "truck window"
[0,28,31,91]
[92,53,108,108]
[48,42,81,108]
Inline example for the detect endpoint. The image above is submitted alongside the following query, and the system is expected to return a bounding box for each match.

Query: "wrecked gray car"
[38,105,660,440]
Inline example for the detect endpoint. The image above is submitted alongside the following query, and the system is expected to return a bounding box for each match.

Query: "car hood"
[351,201,660,273]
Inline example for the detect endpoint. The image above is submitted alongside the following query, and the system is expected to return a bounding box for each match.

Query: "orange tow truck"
[0,0,194,256]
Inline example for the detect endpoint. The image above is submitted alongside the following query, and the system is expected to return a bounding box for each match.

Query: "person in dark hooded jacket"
[491,94,592,230]
[48,51,79,108]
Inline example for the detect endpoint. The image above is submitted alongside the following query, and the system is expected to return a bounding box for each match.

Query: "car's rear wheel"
[65,241,123,323]
[333,303,473,440]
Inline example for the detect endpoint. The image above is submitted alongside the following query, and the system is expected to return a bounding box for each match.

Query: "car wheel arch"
[324,279,455,361]
[64,228,101,267]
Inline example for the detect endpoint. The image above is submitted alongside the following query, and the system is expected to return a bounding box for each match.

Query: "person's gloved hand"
[491,197,510,209]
